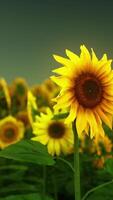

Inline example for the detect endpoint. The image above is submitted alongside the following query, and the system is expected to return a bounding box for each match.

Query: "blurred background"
[0,0,113,85]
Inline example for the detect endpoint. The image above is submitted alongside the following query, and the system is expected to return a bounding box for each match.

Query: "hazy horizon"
[0,0,113,85]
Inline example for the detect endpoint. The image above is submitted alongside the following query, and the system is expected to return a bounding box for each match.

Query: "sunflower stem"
[52,175,58,200]
[72,121,81,200]
[42,165,46,199]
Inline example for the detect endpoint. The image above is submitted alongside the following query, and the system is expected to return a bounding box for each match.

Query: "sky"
[0,0,113,85]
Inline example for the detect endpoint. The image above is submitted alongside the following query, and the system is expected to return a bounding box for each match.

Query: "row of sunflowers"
[0,77,59,148]
[0,76,112,165]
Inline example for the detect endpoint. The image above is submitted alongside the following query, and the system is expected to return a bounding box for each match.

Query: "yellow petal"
[51,76,71,88]
[101,54,107,61]
[27,91,37,110]
[54,100,71,110]
[104,93,113,101]
[84,124,89,136]
[52,66,68,75]
[65,49,80,63]
[65,102,78,124]
[46,108,53,116]
[104,86,113,95]
[101,71,113,85]
[80,45,91,63]
[85,110,98,138]
[101,101,113,114]
[54,92,73,110]
[53,54,73,67]
[32,135,49,145]
[97,60,112,77]
[90,126,95,139]
[93,111,102,124]
[54,140,61,156]
[96,107,112,129]
[60,139,68,154]
[47,139,55,156]
[57,91,73,104]
[57,90,73,105]
[97,125,105,138]
[91,48,98,65]
[76,106,87,137]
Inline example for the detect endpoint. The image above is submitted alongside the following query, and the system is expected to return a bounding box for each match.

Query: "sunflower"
[10,77,28,110]
[0,116,25,149]
[32,108,74,156]
[0,78,11,108]
[51,45,113,138]
[31,84,50,112]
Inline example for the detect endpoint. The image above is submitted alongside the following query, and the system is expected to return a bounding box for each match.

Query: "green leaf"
[0,193,53,200]
[0,140,55,166]
[52,112,69,120]
[0,183,38,194]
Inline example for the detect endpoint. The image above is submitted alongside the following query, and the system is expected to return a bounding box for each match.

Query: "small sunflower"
[51,45,113,138]
[0,78,11,108]
[0,116,25,149]
[31,84,50,112]
[32,108,74,156]
[10,78,28,110]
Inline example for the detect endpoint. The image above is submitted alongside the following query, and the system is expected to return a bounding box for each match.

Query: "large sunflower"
[0,116,24,149]
[51,45,113,138]
[32,108,74,156]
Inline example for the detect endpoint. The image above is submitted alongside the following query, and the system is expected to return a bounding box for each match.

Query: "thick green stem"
[72,121,81,200]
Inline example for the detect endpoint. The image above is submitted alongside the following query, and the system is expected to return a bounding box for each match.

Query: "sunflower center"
[5,128,15,139]
[48,121,65,138]
[75,73,103,108]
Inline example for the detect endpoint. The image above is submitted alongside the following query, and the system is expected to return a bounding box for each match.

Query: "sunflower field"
[0,46,113,200]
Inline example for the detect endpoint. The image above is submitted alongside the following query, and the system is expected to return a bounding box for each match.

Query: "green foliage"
[104,158,113,176]
[0,140,55,166]
[0,193,53,200]
[47,155,74,199]
[87,183,113,200]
